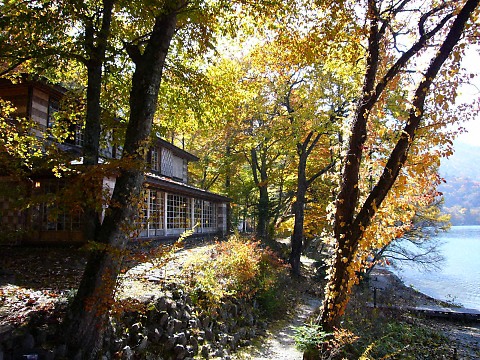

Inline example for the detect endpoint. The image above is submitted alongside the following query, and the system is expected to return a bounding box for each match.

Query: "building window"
[202,201,216,228]
[74,126,84,147]
[33,180,82,231]
[194,199,202,228]
[151,148,160,172]
[167,194,190,229]
[161,148,174,177]
[47,98,59,128]
[140,189,164,237]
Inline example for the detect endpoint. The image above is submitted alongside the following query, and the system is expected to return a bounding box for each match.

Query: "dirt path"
[234,295,322,360]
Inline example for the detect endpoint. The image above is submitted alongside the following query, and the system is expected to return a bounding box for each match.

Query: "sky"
[456,118,480,146]
[453,47,480,147]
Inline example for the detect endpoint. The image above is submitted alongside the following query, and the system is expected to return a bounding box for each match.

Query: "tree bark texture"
[289,141,308,276]
[251,147,270,239]
[82,0,115,244]
[62,5,179,357]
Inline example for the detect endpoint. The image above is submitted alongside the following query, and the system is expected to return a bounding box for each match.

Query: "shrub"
[182,235,288,311]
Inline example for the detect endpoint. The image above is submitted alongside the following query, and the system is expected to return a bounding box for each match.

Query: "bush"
[182,235,288,312]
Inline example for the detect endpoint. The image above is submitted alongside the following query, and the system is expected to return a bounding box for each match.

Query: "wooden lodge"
[0,78,229,244]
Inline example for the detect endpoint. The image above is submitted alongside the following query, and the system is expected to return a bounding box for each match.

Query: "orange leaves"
[181,235,288,309]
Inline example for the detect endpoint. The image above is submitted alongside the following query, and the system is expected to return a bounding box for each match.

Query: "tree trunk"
[82,0,115,243]
[289,144,307,276]
[62,6,179,357]
[225,144,232,234]
[315,0,480,344]
[256,185,269,238]
[251,147,270,239]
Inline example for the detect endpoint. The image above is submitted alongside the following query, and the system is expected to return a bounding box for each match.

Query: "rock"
[131,322,142,332]
[159,311,169,327]
[188,319,198,328]
[173,319,183,333]
[112,338,124,352]
[172,289,184,300]
[201,316,210,329]
[151,328,163,343]
[186,344,196,357]
[167,299,177,313]
[230,304,238,317]
[164,336,176,351]
[173,344,187,359]
[258,320,268,329]
[232,333,241,348]
[217,322,228,333]
[218,333,228,346]
[200,345,210,359]
[156,297,168,312]
[236,327,247,339]
[166,319,175,336]
[245,313,255,326]
[174,332,187,346]
[219,310,228,321]
[188,336,199,354]
[213,348,224,358]
[204,328,214,341]
[137,336,148,352]
[122,346,133,360]
[182,311,191,322]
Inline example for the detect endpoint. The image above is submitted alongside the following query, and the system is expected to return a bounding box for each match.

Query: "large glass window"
[151,148,160,172]
[194,199,202,229]
[202,201,217,228]
[167,194,190,229]
[33,180,82,231]
[140,189,164,237]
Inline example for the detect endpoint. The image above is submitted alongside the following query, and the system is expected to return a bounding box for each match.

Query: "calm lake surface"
[394,225,480,310]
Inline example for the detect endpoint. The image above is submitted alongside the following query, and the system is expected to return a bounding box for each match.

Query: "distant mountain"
[439,142,480,225]
[440,142,480,179]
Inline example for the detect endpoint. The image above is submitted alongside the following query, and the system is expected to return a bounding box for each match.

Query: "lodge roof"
[154,137,199,162]
[145,172,231,203]
[0,76,66,99]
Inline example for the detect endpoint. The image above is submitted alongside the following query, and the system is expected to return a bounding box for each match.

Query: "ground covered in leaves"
[0,246,87,331]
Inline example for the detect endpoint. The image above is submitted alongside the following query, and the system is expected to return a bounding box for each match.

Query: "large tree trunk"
[62,6,179,357]
[82,0,115,243]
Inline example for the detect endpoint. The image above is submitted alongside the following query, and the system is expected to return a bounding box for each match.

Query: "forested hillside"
[440,142,480,225]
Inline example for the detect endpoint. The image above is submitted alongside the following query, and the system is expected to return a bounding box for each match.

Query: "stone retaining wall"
[0,282,267,359]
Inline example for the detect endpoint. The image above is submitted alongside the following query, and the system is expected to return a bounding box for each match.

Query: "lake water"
[393,225,480,310]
